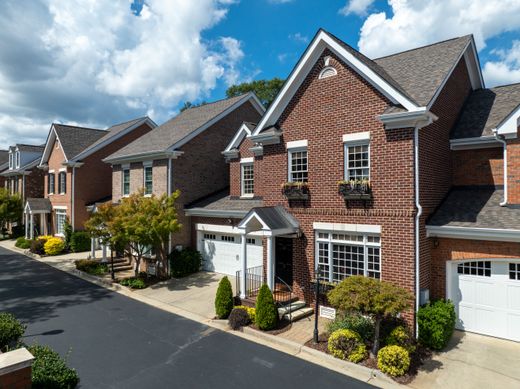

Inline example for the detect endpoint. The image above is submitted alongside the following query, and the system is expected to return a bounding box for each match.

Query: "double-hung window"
[58,171,66,194]
[48,172,55,195]
[287,140,308,183]
[8,153,13,169]
[143,163,153,196]
[56,209,67,236]
[344,132,370,181]
[316,231,381,283]
[241,158,254,197]
[122,168,130,197]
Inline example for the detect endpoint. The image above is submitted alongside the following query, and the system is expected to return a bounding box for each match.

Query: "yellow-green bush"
[327,329,367,363]
[44,237,66,256]
[385,325,416,353]
[235,305,256,323]
[377,345,410,377]
[37,235,53,243]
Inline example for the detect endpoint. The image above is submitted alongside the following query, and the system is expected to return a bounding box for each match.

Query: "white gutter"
[493,128,507,206]
[167,157,172,274]
[71,166,75,230]
[414,124,423,338]
[426,225,520,242]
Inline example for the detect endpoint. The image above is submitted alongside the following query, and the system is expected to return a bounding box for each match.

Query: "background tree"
[226,78,285,107]
[85,202,117,250]
[180,101,207,112]
[327,276,413,356]
[0,188,22,237]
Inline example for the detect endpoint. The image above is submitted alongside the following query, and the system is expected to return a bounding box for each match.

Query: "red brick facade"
[506,137,520,204]
[452,147,503,186]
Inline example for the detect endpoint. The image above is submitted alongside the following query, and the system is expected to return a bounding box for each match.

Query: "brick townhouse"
[0,150,8,188]
[103,93,264,274]
[186,29,520,341]
[23,117,155,239]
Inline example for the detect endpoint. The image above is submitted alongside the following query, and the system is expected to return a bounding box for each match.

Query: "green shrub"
[215,276,234,319]
[69,231,91,253]
[15,237,31,249]
[44,237,66,256]
[30,239,46,255]
[235,305,256,323]
[0,312,26,351]
[29,345,79,389]
[327,329,367,363]
[418,299,456,350]
[10,225,25,239]
[385,325,416,353]
[63,219,73,248]
[327,313,374,343]
[74,260,108,276]
[377,345,410,377]
[228,307,251,330]
[255,284,278,330]
[169,248,203,277]
[120,277,146,289]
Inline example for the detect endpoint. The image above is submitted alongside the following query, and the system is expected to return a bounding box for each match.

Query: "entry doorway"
[275,237,293,285]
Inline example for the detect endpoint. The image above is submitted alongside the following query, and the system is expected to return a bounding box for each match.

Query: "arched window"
[318,56,337,79]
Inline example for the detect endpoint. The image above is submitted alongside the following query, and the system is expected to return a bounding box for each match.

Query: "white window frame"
[143,162,153,196]
[287,141,308,183]
[344,141,370,181]
[55,209,67,237]
[8,153,13,169]
[240,159,254,198]
[315,230,381,283]
[15,151,20,168]
[122,167,131,197]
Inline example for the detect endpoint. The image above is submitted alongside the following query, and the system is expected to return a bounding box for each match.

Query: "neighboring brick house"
[24,117,156,239]
[186,29,520,341]
[104,93,264,274]
[0,150,8,188]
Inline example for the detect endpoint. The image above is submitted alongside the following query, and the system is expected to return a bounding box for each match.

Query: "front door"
[275,237,293,285]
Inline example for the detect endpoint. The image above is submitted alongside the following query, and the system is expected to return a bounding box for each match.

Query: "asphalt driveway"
[0,247,374,389]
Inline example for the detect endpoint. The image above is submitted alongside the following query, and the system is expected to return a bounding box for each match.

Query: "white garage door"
[198,230,263,276]
[448,260,520,342]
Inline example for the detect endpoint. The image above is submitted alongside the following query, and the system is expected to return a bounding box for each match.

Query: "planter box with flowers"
[338,179,371,200]
[282,182,310,200]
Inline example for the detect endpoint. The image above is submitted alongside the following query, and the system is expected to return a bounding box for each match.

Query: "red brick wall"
[506,137,520,204]
[0,366,32,389]
[45,139,71,232]
[452,147,503,186]
[430,238,520,299]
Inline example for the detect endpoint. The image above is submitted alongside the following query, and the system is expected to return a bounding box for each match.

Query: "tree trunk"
[134,255,141,278]
[371,316,382,357]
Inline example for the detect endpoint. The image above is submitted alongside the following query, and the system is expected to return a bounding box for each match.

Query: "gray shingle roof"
[451,83,520,139]
[0,150,8,165]
[53,124,107,160]
[186,189,263,214]
[16,144,45,153]
[427,187,520,230]
[243,206,300,231]
[26,198,52,213]
[374,35,472,106]
[107,94,252,160]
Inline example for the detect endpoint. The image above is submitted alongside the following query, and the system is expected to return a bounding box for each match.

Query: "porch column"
[101,245,107,263]
[266,236,274,290]
[29,214,34,240]
[24,212,29,239]
[240,231,247,299]
[91,238,96,259]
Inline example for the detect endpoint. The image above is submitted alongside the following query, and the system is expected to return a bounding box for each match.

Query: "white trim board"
[426,225,520,242]
[196,223,264,237]
[313,222,381,234]
[343,132,370,143]
[223,123,253,153]
[286,139,308,149]
[450,136,502,150]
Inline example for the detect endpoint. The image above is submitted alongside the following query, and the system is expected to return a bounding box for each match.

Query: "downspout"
[167,157,172,275]
[414,124,423,338]
[493,128,507,206]
[71,166,75,230]
[22,175,26,204]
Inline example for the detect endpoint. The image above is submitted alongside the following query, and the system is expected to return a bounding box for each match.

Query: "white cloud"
[267,0,294,4]
[0,0,245,148]
[483,41,520,87]
[289,32,308,44]
[339,0,374,16]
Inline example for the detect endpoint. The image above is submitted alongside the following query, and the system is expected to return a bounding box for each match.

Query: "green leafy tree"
[226,78,285,107]
[255,284,278,330]
[0,188,23,237]
[215,276,234,319]
[180,101,207,112]
[85,202,117,250]
[327,276,413,356]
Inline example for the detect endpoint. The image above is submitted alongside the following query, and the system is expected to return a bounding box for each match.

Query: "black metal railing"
[236,265,264,298]
[274,276,295,322]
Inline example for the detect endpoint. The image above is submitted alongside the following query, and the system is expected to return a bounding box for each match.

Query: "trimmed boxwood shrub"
[327,329,367,363]
[29,345,79,389]
[70,231,91,253]
[30,239,46,255]
[15,237,31,249]
[418,299,456,350]
[377,345,410,377]
[228,307,251,330]
[74,260,108,276]
[327,313,374,343]
[255,284,278,330]
[215,276,234,319]
[44,237,66,256]
[169,248,203,278]
[0,312,26,351]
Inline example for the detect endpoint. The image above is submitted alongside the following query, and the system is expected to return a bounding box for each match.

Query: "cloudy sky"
[1,0,520,149]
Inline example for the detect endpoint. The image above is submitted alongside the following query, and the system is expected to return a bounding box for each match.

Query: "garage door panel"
[507,314,520,341]
[507,283,520,310]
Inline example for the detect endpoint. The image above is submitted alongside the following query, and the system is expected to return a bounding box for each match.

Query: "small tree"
[0,188,22,237]
[327,276,413,356]
[255,284,278,330]
[85,202,117,253]
[215,276,233,319]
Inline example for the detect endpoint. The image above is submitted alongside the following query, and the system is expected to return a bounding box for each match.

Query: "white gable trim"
[496,104,520,137]
[223,123,253,153]
[169,93,266,151]
[252,30,421,137]
[39,125,66,167]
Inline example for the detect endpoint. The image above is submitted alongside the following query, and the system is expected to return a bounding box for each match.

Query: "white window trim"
[58,171,66,195]
[122,168,131,197]
[344,140,370,181]
[287,146,308,182]
[15,152,20,168]
[143,164,153,197]
[342,132,370,143]
[313,222,381,234]
[240,157,254,164]
[315,230,381,283]
[48,172,55,195]
[55,208,67,237]
[240,161,254,198]
[286,139,308,149]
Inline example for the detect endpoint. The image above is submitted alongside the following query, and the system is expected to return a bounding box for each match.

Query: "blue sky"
[0,0,520,148]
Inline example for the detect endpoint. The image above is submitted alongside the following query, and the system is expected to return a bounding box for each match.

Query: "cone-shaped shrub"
[215,276,234,319]
[255,284,278,330]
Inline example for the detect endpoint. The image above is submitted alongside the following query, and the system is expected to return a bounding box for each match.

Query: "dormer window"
[318,56,337,79]
[15,151,20,168]
[8,153,13,169]
[240,158,254,197]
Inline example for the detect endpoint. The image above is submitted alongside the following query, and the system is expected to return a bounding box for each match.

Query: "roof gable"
[223,122,256,155]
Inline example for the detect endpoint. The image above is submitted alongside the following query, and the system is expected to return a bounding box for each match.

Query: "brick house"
[0,150,8,188]
[186,29,520,341]
[24,117,155,239]
[103,93,264,274]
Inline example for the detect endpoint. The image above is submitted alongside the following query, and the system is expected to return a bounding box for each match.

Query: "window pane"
[332,244,364,282]
[290,150,308,182]
[241,164,254,195]
[317,242,329,281]
[123,170,130,195]
[346,143,369,181]
[144,167,153,195]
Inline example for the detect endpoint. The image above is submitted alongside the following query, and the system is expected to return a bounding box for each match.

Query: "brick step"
[112,265,133,272]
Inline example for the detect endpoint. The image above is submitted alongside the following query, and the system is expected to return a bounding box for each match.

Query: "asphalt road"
[0,247,374,389]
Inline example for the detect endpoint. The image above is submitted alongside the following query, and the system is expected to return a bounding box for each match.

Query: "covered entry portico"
[24,198,51,239]
[236,206,299,299]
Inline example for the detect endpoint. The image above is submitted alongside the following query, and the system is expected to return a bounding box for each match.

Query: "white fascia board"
[496,105,520,137]
[238,211,269,230]
[196,223,264,236]
[286,139,308,149]
[426,225,520,242]
[378,109,436,130]
[70,117,157,162]
[313,222,381,234]
[103,150,181,165]
[343,132,370,143]
[39,126,58,167]
[450,136,501,150]
[223,123,252,153]
[252,31,420,136]
[170,93,265,151]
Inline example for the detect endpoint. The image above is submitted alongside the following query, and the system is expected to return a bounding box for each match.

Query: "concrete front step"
[278,301,306,317]
[283,307,314,322]
[111,265,133,272]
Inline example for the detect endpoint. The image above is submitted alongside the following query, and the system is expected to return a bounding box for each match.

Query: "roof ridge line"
[53,123,106,132]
